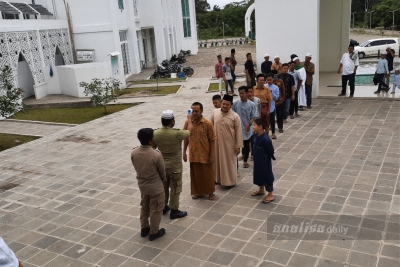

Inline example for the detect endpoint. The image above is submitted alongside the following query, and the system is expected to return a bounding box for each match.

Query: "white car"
[355,38,399,58]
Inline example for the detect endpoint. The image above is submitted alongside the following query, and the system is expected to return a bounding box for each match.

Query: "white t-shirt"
[340,53,359,75]
[0,237,18,267]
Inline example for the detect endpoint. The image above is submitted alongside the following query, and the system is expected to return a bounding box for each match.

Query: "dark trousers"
[250,133,255,155]
[269,110,276,134]
[284,98,291,120]
[341,73,355,96]
[225,79,234,94]
[242,139,250,162]
[305,84,312,107]
[377,73,388,92]
[289,91,299,115]
[231,69,236,83]
[275,104,284,130]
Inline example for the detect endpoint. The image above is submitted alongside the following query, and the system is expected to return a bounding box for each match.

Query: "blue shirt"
[264,83,279,112]
[377,58,389,74]
[232,99,255,140]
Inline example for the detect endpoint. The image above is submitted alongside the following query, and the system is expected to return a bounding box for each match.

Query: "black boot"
[141,227,150,237]
[149,228,165,241]
[163,205,170,215]
[170,209,188,219]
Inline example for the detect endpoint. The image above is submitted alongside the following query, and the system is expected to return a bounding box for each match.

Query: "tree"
[79,78,121,113]
[372,0,400,29]
[0,66,24,118]
[195,0,210,13]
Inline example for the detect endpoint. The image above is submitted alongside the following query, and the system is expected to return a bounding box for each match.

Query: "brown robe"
[210,109,243,186]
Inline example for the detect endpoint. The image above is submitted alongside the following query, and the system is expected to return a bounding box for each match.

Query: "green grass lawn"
[128,78,186,84]
[208,83,220,91]
[11,104,138,124]
[0,133,40,152]
[116,85,181,96]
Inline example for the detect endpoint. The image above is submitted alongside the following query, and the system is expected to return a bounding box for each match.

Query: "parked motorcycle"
[180,49,191,56]
[182,66,194,77]
[150,65,171,79]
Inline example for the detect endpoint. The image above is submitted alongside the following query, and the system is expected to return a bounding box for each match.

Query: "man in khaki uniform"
[131,128,166,241]
[153,110,193,219]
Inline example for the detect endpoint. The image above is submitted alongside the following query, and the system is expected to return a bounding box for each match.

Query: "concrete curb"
[317,96,400,101]
[176,85,184,94]
[5,119,78,127]
[0,132,44,138]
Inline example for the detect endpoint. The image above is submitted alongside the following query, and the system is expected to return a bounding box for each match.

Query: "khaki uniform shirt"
[301,61,315,85]
[153,127,190,171]
[131,145,166,195]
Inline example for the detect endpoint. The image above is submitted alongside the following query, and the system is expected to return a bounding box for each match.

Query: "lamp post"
[222,22,225,40]
[366,11,374,33]
[390,9,398,35]
[351,11,357,29]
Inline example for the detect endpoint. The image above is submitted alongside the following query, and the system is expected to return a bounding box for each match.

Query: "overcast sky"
[207,0,233,8]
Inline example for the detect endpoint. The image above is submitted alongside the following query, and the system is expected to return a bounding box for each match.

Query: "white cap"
[274,55,280,59]
[306,53,312,57]
[264,54,269,57]
[293,57,299,61]
[381,51,387,55]
[161,110,174,119]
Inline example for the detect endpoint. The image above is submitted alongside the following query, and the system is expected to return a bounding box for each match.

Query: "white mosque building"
[0,0,198,100]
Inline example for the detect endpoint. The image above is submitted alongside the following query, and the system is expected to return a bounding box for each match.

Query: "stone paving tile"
[0,80,399,267]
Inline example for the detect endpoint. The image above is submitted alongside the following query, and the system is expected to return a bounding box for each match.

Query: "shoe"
[149,228,165,241]
[290,115,294,119]
[390,92,395,94]
[307,106,312,109]
[163,205,170,215]
[170,210,188,220]
[283,119,288,123]
[299,108,304,111]
[271,134,277,139]
[279,129,283,133]
[141,227,150,237]
[338,93,345,96]
[374,91,380,94]
[349,95,353,98]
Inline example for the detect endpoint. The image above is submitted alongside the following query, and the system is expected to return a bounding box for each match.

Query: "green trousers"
[164,169,183,210]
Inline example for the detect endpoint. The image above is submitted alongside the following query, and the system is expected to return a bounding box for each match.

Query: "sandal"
[243,163,249,168]
[251,191,265,196]
[238,156,244,161]
[250,156,254,161]
[290,115,294,119]
[262,198,275,204]
[271,134,277,139]
[192,195,203,199]
[209,194,216,201]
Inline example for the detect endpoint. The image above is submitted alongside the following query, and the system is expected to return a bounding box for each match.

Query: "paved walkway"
[1,77,399,267]
[0,121,74,137]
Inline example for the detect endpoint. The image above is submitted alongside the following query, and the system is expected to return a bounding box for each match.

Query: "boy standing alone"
[131,128,166,241]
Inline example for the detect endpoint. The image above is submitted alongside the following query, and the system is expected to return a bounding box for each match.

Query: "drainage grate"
[0,183,20,191]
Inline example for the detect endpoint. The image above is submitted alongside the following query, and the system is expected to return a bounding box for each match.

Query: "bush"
[0,66,24,118]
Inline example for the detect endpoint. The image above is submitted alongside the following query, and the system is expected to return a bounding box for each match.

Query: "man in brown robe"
[211,94,243,187]
[183,102,216,200]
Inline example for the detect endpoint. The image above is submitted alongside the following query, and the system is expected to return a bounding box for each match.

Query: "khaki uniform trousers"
[164,169,183,210]
[140,192,165,235]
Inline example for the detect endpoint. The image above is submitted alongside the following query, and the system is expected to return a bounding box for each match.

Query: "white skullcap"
[274,55,280,59]
[264,54,269,57]
[293,57,299,61]
[161,110,174,119]
[306,53,312,57]
[381,51,387,55]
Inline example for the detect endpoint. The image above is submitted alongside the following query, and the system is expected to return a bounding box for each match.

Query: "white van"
[355,38,399,58]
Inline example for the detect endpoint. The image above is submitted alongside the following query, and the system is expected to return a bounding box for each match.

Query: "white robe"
[296,67,307,107]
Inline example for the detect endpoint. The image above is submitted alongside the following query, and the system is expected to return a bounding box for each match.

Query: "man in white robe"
[294,57,307,110]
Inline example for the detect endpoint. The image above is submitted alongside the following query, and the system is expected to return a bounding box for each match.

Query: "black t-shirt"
[245,60,255,76]
[261,61,272,74]
[386,49,395,71]
[278,73,295,98]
